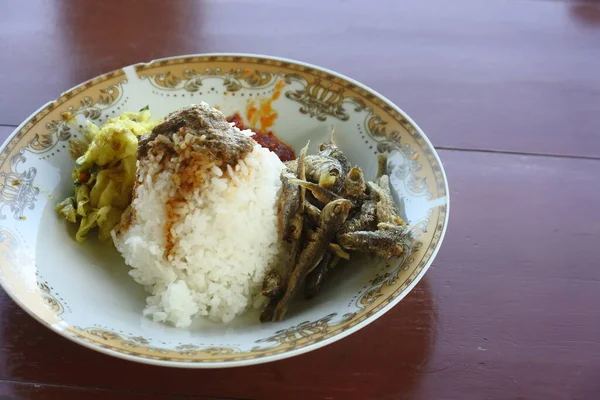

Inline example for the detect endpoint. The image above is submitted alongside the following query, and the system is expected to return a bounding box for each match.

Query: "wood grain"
[2,0,600,398]
[1,0,600,157]
[0,146,598,399]
[0,382,223,400]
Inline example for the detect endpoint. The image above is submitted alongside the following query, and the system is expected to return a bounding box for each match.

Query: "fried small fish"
[276,171,300,242]
[261,143,309,321]
[318,129,352,176]
[307,155,344,192]
[288,178,342,205]
[338,223,410,259]
[288,143,309,242]
[305,252,341,300]
[328,243,350,260]
[287,155,344,192]
[368,175,406,226]
[272,198,353,321]
[341,166,367,200]
[339,200,377,235]
[261,270,284,299]
[304,200,322,227]
[277,142,310,242]
[259,300,277,323]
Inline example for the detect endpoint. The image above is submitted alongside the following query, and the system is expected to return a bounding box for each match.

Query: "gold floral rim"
[0,55,448,365]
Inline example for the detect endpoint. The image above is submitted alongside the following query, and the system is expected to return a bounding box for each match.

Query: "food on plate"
[57,103,411,326]
[271,198,352,321]
[227,113,295,161]
[259,133,410,322]
[56,108,156,242]
[112,104,286,326]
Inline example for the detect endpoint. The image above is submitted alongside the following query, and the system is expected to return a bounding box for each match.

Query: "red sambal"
[227,113,296,161]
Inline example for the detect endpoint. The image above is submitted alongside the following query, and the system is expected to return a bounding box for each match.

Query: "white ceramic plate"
[0,54,449,367]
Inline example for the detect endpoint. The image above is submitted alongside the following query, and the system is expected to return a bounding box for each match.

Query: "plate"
[0,54,449,367]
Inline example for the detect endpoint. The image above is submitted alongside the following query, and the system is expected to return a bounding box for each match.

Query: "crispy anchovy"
[307,155,343,192]
[272,199,352,322]
[339,200,377,235]
[261,270,284,299]
[287,155,344,193]
[304,200,321,227]
[261,143,310,322]
[338,223,410,259]
[318,129,352,176]
[288,178,342,205]
[287,143,309,241]
[276,172,300,242]
[305,252,341,300]
[277,141,310,242]
[260,300,277,322]
[341,166,367,200]
[368,175,406,226]
[328,243,350,260]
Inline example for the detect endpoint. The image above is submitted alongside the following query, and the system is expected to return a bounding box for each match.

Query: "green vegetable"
[97,206,122,241]
[57,110,157,243]
[75,184,91,217]
[75,210,99,243]
[55,198,77,223]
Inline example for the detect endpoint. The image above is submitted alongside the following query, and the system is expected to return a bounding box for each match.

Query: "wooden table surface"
[1,0,599,399]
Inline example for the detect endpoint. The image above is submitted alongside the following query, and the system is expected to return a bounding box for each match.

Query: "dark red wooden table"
[1,0,600,399]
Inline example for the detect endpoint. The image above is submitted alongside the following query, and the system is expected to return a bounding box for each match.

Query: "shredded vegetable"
[56,108,156,242]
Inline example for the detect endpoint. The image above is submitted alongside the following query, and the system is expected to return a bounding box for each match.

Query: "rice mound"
[113,135,285,327]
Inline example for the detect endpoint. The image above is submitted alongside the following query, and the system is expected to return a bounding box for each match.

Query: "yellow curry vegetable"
[56,108,156,243]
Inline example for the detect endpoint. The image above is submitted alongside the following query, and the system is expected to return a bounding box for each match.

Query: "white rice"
[112,141,285,327]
